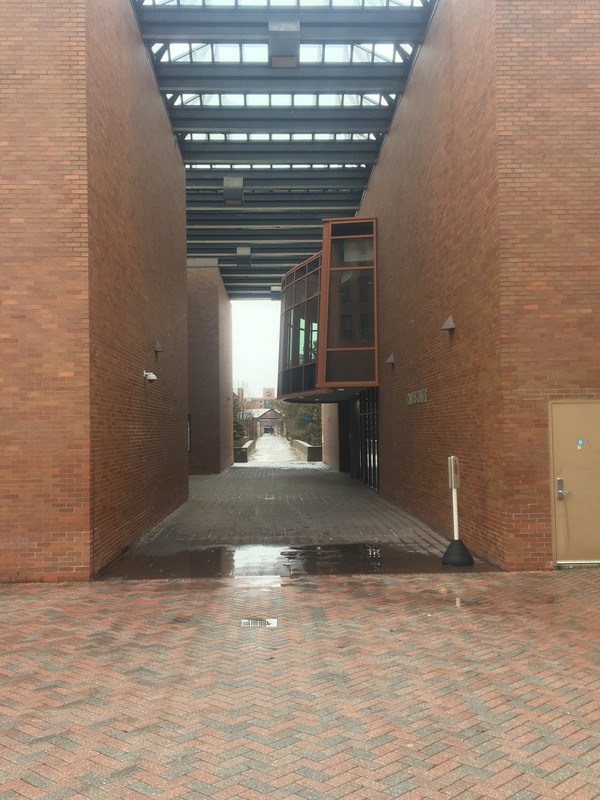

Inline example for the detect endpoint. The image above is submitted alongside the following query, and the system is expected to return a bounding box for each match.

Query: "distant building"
[236,387,276,410]
[247,409,285,439]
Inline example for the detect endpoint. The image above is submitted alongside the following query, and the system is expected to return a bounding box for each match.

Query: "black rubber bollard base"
[442,539,474,566]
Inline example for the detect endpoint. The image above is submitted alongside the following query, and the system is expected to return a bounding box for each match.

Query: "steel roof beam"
[170,105,394,135]
[185,168,370,189]
[186,197,361,209]
[187,219,346,228]
[186,207,354,219]
[188,241,321,253]
[227,291,275,299]
[181,139,380,165]
[155,63,408,95]
[139,7,428,45]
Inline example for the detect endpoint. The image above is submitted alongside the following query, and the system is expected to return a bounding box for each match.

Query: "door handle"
[556,478,568,500]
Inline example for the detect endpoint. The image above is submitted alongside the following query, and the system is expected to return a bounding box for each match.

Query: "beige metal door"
[551,402,600,563]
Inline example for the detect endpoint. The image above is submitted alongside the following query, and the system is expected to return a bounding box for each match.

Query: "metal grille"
[359,387,379,490]
[240,618,278,628]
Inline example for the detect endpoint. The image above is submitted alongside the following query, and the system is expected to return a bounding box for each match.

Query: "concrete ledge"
[291,439,322,462]
[234,440,255,463]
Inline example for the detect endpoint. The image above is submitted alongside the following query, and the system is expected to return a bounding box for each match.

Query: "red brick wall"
[188,268,234,474]
[86,0,189,575]
[495,0,600,569]
[0,1,92,581]
[361,0,503,563]
[361,0,600,569]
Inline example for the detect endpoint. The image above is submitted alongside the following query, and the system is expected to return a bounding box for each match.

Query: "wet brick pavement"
[2,569,600,799]
[141,465,452,553]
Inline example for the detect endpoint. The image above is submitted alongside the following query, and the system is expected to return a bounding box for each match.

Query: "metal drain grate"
[240,618,278,628]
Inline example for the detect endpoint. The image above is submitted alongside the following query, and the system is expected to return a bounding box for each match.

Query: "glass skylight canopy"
[134,0,435,298]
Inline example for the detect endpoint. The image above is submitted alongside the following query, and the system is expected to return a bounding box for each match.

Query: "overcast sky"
[232,300,281,396]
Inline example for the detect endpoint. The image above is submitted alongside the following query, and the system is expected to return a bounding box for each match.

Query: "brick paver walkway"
[142,465,450,554]
[1,570,600,799]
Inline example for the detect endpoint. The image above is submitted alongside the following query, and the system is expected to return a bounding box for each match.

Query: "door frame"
[549,399,600,566]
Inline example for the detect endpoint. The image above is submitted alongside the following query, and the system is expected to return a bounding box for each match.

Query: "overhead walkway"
[100,455,495,579]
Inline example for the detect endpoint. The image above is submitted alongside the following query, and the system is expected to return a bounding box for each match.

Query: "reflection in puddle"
[99,543,497,580]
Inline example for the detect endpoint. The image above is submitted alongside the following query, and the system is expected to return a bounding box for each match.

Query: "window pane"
[330,236,374,267]
[295,277,307,304]
[291,307,306,366]
[327,269,375,348]
[305,297,319,362]
[285,309,294,368]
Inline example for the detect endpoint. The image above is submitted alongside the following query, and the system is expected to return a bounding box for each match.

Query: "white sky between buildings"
[232,300,281,397]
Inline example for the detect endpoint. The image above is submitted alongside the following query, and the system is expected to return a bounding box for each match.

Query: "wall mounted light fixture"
[385,353,395,365]
[440,315,456,332]
[144,371,157,383]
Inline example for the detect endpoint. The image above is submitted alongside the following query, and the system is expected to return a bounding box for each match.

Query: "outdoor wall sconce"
[144,371,158,383]
[154,340,164,353]
[385,354,395,365]
[440,315,456,332]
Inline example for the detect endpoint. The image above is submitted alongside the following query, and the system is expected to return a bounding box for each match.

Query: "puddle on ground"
[98,542,497,580]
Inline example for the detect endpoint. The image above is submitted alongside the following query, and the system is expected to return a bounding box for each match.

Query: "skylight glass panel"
[180,94,201,105]
[213,44,241,62]
[220,94,245,106]
[169,43,191,61]
[299,45,323,63]
[373,43,395,62]
[351,44,373,64]
[247,94,271,106]
[293,134,313,140]
[294,95,317,106]
[242,44,268,63]
[270,94,293,106]
[191,44,213,63]
[229,133,248,141]
[324,45,351,62]
[201,94,220,106]
[250,134,270,141]
[314,133,335,140]
[318,94,342,106]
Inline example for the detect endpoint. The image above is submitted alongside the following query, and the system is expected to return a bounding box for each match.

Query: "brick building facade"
[1,0,188,580]
[2,0,599,578]
[327,0,600,570]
